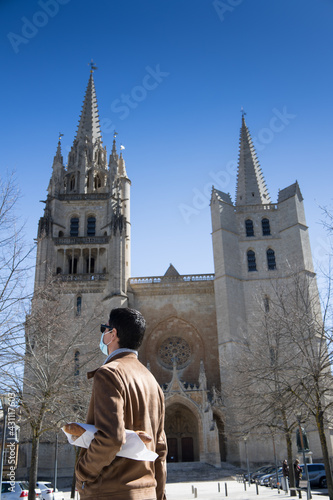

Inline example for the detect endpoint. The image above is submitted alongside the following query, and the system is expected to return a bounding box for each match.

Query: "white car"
[1,481,42,499]
[36,482,65,500]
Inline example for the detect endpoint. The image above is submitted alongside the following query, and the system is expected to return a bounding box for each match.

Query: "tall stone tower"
[210,114,317,462]
[35,70,131,312]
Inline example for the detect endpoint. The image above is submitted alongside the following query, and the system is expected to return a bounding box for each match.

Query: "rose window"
[158,336,191,368]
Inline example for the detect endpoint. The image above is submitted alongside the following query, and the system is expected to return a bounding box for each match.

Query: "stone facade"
[17,74,331,482]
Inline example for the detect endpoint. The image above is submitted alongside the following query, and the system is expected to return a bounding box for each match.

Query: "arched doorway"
[165,404,199,463]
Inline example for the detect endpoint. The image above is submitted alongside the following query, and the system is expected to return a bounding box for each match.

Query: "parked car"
[1,481,42,499]
[243,465,268,482]
[300,463,327,488]
[269,468,284,488]
[252,465,276,483]
[259,467,283,487]
[36,482,65,500]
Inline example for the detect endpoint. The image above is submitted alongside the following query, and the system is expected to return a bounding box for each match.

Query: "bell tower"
[35,69,131,312]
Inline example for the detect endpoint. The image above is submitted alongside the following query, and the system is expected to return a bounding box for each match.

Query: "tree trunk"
[28,428,39,500]
[285,425,296,496]
[316,410,333,500]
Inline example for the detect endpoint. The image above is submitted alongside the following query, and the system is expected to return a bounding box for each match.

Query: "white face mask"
[99,330,112,356]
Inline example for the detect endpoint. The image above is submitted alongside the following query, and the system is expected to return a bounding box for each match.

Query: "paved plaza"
[60,480,329,500]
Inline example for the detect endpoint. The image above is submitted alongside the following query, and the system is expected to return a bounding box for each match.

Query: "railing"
[54,236,109,245]
[129,274,214,284]
[236,204,278,212]
[58,193,110,201]
[58,273,108,282]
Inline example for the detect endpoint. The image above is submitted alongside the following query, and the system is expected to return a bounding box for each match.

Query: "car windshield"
[1,484,12,493]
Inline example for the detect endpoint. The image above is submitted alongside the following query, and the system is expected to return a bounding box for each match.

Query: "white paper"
[62,423,158,462]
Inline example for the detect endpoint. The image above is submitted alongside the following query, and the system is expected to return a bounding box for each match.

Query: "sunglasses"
[100,324,113,334]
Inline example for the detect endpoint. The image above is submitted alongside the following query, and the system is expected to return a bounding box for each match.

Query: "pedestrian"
[282,460,289,492]
[294,459,302,489]
[282,459,289,477]
[75,307,167,500]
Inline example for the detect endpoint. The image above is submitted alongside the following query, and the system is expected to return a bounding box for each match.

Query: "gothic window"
[69,257,78,274]
[264,296,270,313]
[262,218,271,236]
[158,337,191,369]
[245,219,254,237]
[86,257,95,274]
[94,175,102,189]
[56,267,62,275]
[70,175,75,191]
[74,350,80,377]
[70,217,79,237]
[76,296,82,316]
[267,249,276,270]
[87,217,96,236]
[58,231,64,237]
[247,250,257,272]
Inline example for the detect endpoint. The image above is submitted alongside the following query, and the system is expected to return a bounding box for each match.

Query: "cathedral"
[18,70,329,481]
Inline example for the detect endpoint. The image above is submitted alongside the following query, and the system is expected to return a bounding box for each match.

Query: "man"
[294,459,302,492]
[75,307,167,500]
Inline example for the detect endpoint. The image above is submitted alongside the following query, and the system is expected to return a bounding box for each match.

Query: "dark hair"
[109,307,146,350]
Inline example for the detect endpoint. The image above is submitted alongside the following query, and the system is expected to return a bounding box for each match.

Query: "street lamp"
[296,414,312,500]
[0,394,11,500]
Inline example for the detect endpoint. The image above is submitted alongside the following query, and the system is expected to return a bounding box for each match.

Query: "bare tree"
[224,271,333,499]
[0,172,33,373]
[223,299,300,494]
[269,272,333,499]
[2,273,101,500]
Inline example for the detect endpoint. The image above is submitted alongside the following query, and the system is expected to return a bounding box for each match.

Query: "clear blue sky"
[1,0,332,280]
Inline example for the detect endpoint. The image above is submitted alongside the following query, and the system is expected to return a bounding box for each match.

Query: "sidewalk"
[164,480,329,500]
[61,480,329,500]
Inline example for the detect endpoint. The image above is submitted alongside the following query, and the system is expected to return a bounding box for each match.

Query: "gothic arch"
[165,400,201,463]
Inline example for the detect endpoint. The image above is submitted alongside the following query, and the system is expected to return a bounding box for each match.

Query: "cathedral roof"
[235,115,270,206]
[75,72,102,144]
[164,264,180,277]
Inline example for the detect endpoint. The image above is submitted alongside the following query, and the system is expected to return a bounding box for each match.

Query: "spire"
[48,138,65,197]
[118,150,128,178]
[235,114,271,206]
[75,72,102,144]
[67,71,107,191]
[53,139,63,166]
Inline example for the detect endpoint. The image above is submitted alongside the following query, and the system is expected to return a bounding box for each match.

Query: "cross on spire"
[89,59,98,73]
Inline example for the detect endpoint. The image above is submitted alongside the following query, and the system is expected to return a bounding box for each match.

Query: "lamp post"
[296,414,311,500]
[244,436,250,486]
[0,394,11,500]
[54,432,58,491]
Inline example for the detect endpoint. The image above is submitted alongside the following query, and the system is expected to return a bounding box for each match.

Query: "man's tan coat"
[75,352,167,500]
